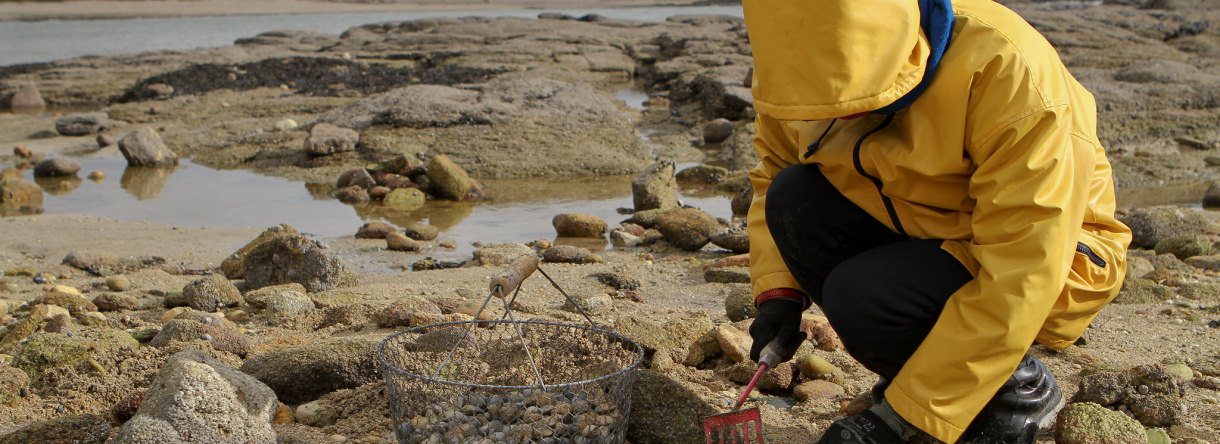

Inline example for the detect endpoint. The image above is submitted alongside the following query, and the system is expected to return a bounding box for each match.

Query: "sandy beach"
[0,0,707,21]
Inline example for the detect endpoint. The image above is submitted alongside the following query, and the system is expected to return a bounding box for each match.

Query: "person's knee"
[766,164,831,209]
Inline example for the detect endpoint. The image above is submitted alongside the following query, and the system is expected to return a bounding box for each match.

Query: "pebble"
[105,275,131,291]
[87,171,105,182]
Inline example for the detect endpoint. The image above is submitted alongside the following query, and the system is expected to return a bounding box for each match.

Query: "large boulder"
[15,330,138,382]
[242,234,344,292]
[118,127,180,167]
[110,350,279,444]
[239,337,380,404]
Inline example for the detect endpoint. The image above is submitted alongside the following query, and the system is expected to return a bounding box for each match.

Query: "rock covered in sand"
[110,350,279,444]
[182,274,242,312]
[631,161,678,212]
[221,224,299,279]
[242,234,344,292]
[304,123,359,156]
[1054,402,1147,444]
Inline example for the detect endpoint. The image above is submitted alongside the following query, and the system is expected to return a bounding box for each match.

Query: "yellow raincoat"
[743,0,1131,441]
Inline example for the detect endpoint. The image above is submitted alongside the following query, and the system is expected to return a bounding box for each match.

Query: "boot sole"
[1035,385,1066,430]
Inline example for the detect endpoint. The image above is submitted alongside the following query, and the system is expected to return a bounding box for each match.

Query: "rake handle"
[731,342,781,411]
[488,254,541,297]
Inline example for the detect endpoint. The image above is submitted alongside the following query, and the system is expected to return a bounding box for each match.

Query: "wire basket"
[378,319,644,444]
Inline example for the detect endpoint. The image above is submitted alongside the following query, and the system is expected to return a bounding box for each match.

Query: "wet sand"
[0,0,706,22]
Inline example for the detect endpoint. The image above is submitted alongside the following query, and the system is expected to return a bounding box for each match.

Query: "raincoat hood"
[744,0,953,120]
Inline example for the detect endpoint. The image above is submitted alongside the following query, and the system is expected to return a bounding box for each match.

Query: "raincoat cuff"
[883,383,968,444]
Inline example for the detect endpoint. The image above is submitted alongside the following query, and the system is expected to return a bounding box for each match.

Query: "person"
[740,0,1132,442]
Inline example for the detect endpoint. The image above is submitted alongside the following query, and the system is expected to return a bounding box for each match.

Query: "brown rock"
[553,213,608,237]
[304,123,359,156]
[794,380,845,402]
[715,323,752,363]
[731,184,753,216]
[9,84,45,112]
[221,224,299,279]
[426,154,485,201]
[386,233,420,252]
[355,222,396,239]
[336,168,376,189]
[119,127,179,167]
[703,118,734,144]
[334,185,369,204]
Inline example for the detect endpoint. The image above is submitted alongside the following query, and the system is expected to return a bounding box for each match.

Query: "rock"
[0,305,61,348]
[110,350,278,444]
[731,184,753,216]
[368,186,390,199]
[683,330,721,367]
[105,275,131,291]
[16,330,137,382]
[793,380,845,402]
[244,283,306,308]
[0,174,43,214]
[374,295,442,328]
[239,338,381,404]
[610,229,643,247]
[1114,279,1175,304]
[627,208,665,228]
[543,245,591,264]
[560,292,613,316]
[263,293,314,323]
[336,168,377,189]
[333,185,369,204]
[1074,364,1187,427]
[1146,428,1171,444]
[404,224,440,241]
[0,414,110,444]
[723,285,755,322]
[295,400,337,427]
[118,127,180,167]
[61,252,166,276]
[92,293,139,311]
[182,274,242,312]
[589,272,640,291]
[55,112,115,136]
[355,222,396,239]
[722,359,796,391]
[1055,402,1146,444]
[222,224,299,279]
[304,123,360,156]
[142,83,175,99]
[655,207,721,251]
[1119,206,1219,249]
[32,158,82,177]
[675,165,728,185]
[473,243,535,266]
[96,133,117,147]
[427,154,485,201]
[553,213,608,238]
[274,118,299,132]
[715,323,752,363]
[631,160,679,212]
[802,314,843,351]
[1153,234,1212,260]
[37,285,97,315]
[385,233,420,252]
[627,370,716,444]
[151,318,252,357]
[383,187,426,209]
[243,234,344,292]
[702,118,734,144]
[0,363,28,405]
[796,354,844,383]
[704,266,750,284]
[8,84,45,112]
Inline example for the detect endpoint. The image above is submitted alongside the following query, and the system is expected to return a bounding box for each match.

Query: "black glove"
[748,298,807,364]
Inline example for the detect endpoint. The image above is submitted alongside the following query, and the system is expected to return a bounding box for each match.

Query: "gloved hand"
[748,298,807,364]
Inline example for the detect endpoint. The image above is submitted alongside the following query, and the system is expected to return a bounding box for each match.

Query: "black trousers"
[766,163,973,380]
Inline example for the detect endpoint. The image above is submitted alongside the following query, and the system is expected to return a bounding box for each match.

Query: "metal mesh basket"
[378,319,644,444]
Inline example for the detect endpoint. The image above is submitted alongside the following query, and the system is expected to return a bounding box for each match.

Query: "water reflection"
[350,199,476,232]
[34,175,82,196]
[120,165,178,200]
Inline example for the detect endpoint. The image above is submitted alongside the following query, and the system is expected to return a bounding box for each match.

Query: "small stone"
[675,165,729,185]
[80,311,108,325]
[106,275,131,291]
[553,214,608,238]
[543,245,591,264]
[275,118,300,132]
[560,292,613,316]
[386,233,420,252]
[404,224,440,241]
[655,207,720,251]
[33,158,82,177]
[304,123,359,156]
[715,324,752,363]
[384,188,426,209]
[97,133,118,147]
[142,83,174,99]
[118,127,179,167]
[86,171,105,182]
[703,118,734,144]
[704,266,750,284]
[793,380,845,402]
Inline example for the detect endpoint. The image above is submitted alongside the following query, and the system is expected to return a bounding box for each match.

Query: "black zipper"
[1076,242,1106,268]
[805,118,838,159]
[851,114,906,235]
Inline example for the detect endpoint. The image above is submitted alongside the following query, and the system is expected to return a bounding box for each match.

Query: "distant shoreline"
[0,0,714,22]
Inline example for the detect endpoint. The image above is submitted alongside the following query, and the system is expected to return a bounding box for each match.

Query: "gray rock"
[427,154,485,201]
[631,161,678,212]
[242,234,344,292]
[1074,364,1187,427]
[710,228,749,254]
[182,274,242,312]
[1119,206,1219,249]
[222,224,299,279]
[474,243,536,266]
[304,123,359,156]
[244,283,308,309]
[702,118,733,144]
[0,414,110,444]
[32,158,82,177]
[655,207,720,251]
[109,350,278,444]
[1153,234,1212,260]
[336,168,377,189]
[239,338,380,404]
[1127,255,1155,279]
[55,112,115,136]
[118,127,180,167]
[610,229,643,247]
[1054,402,1146,444]
[1114,279,1176,304]
[553,213,608,238]
[263,292,315,322]
[150,319,253,357]
[404,224,440,241]
[9,84,45,112]
[543,245,592,264]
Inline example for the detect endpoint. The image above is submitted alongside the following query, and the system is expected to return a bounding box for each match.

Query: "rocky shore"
[1,0,1219,443]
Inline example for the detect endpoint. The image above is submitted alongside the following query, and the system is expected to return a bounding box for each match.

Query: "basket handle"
[489,253,541,297]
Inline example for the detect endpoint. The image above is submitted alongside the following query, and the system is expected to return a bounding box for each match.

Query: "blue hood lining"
[873,0,954,115]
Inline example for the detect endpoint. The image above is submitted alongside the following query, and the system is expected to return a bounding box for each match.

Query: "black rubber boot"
[957,355,1064,444]
[870,378,890,405]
